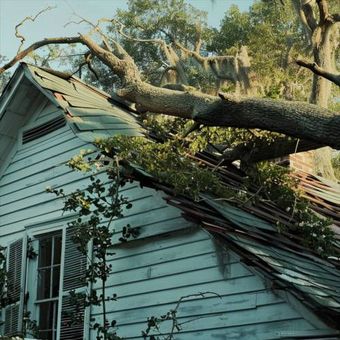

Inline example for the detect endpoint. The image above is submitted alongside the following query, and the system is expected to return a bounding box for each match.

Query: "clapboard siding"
[0,94,329,340]
[122,320,315,340]
[16,127,73,157]
[4,135,88,175]
[0,108,193,241]
[1,144,90,185]
[105,290,278,323]
[165,320,318,340]
[89,229,318,339]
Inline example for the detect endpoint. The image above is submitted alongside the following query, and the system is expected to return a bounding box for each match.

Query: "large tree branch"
[220,138,323,164]
[296,59,340,86]
[14,6,56,53]
[111,19,189,84]
[118,81,340,148]
[194,93,340,149]
[0,37,82,74]
[79,34,141,85]
[1,33,339,149]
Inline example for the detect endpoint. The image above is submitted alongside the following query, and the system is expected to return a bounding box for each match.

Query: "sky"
[0,0,254,60]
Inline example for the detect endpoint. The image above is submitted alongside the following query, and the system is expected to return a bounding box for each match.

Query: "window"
[22,227,86,339]
[36,232,62,340]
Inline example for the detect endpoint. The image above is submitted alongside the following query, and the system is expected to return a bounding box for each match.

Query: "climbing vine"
[48,159,136,340]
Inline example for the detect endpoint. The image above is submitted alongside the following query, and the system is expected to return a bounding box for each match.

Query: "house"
[0,63,340,339]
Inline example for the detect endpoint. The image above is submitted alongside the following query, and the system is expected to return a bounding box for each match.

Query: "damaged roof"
[1,63,340,329]
[294,171,340,235]
[24,63,145,140]
[129,163,340,328]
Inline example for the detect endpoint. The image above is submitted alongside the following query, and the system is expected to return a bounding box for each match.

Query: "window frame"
[36,231,62,340]
[26,225,66,340]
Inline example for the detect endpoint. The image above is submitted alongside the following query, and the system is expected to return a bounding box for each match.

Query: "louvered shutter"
[4,304,20,335]
[63,227,87,291]
[60,227,87,340]
[60,295,85,340]
[7,239,23,303]
[4,238,25,336]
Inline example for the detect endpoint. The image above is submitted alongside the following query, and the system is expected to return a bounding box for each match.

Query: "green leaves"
[98,135,222,201]
[255,162,335,256]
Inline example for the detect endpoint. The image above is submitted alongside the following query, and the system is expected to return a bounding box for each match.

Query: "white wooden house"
[0,64,340,339]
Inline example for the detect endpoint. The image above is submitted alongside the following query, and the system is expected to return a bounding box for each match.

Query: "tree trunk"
[310,28,333,106]
[309,24,337,180]
[290,1,339,180]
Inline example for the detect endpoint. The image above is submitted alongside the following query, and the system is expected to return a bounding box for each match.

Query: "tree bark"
[221,138,323,164]
[195,93,340,149]
[296,59,340,86]
[310,27,334,107]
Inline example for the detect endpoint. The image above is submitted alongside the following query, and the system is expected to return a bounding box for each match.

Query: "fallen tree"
[0,3,339,151]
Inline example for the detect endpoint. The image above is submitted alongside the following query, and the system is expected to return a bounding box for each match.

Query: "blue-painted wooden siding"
[90,229,323,339]
[0,99,333,339]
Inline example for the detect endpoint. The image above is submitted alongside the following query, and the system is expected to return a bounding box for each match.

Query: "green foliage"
[73,0,321,99]
[94,120,335,256]
[113,0,210,86]
[207,5,251,52]
[143,114,284,153]
[95,136,223,201]
[254,162,299,209]
[208,1,311,100]
[122,116,335,256]
[255,162,335,256]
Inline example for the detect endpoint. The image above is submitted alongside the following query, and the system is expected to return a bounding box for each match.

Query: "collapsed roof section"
[127,160,340,328]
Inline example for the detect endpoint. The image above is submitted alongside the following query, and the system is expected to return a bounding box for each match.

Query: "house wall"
[91,228,326,339]
[0,97,332,339]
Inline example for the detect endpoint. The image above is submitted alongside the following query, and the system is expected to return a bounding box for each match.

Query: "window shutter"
[4,304,20,335]
[60,295,85,340]
[60,227,87,340]
[4,238,25,336]
[7,239,23,303]
[63,227,87,290]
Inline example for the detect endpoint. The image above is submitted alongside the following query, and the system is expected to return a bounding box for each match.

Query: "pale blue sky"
[0,0,254,60]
